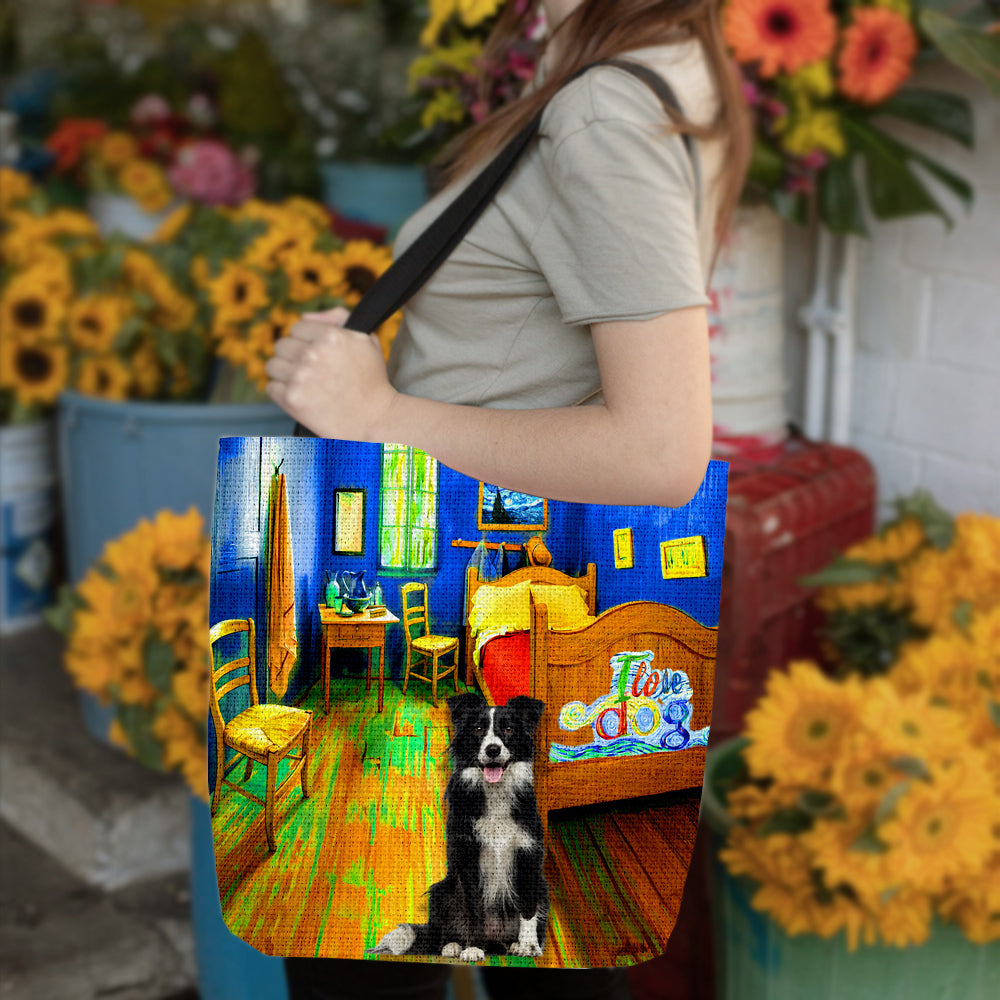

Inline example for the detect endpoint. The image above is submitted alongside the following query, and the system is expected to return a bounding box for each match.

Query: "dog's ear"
[447,692,484,726]
[507,696,545,734]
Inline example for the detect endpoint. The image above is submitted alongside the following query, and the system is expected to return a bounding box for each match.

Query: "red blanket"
[480,631,531,706]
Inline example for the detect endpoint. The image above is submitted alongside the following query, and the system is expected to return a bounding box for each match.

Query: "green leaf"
[988,701,1000,730]
[841,115,957,226]
[116,703,165,771]
[152,328,181,368]
[875,779,912,825]
[817,154,868,236]
[890,756,930,781]
[850,827,889,854]
[144,633,178,694]
[799,556,883,589]
[747,136,785,190]
[43,583,85,635]
[953,599,974,632]
[758,807,815,837]
[797,789,844,818]
[919,9,1000,100]
[892,490,955,548]
[873,88,974,148]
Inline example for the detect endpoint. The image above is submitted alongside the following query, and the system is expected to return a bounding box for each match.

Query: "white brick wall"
[784,59,1000,520]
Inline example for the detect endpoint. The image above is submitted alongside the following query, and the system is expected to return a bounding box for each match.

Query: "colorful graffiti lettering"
[551,650,709,762]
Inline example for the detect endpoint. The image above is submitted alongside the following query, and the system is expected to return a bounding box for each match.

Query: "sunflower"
[45,207,100,240]
[243,219,316,272]
[0,337,69,406]
[118,159,173,213]
[129,339,164,399]
[329,240,393,306]
[283,247,342,303]
[836,5,917,105]
[280,196,331,234]
[97,131,139,169]
[152,506,206,572]
[376,310,403,361]
[67,295,130,351]
[1,268,67,342]
[723,0,837,78]
[742,660,863,785]
[846,515,926,566]
[74,354,133,400]
[878,760,998,895]
[154,705,209,802]
[0,167,33,214]
[207,261,270,326]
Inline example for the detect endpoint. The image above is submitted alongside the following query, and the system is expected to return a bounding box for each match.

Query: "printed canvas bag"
[206,59,727,969]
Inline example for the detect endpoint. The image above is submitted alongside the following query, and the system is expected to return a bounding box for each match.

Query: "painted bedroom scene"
[208,435,728,968]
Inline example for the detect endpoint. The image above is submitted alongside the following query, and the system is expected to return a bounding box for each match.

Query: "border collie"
[368,692,549,962]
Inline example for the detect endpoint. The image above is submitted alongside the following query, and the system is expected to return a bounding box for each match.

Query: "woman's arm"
[265,305,712,508]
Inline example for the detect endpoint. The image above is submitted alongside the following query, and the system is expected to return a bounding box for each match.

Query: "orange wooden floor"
[212,668,700,968]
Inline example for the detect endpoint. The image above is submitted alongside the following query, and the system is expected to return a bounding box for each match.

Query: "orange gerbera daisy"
[723,0,837,77]
[837,6,918,105]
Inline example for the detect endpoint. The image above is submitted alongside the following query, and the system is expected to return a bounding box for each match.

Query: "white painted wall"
[783,59,1000,520]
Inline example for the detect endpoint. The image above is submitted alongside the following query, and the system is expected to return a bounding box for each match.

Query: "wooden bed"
[465,564,717,825]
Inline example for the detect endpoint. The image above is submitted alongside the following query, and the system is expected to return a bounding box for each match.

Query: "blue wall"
[210,440,728,714]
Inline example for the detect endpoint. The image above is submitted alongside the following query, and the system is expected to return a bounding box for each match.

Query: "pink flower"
[131,94,172,127]
[801,149,829,171]
[167,139,256,206]
[741,78,761,105]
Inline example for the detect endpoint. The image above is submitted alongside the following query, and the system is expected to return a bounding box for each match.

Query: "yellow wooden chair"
[400,582,459,707]
[209,618,312,853]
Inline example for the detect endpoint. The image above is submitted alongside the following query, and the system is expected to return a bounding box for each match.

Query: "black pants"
[284,959,633,1000]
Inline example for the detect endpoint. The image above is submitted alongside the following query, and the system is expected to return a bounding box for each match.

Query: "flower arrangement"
[0,167,208,422]
[396,0,545,159]
[45,92,257,212]
[0,166,400,421]
[721,0,1000,232]
[46,508,212,801]
[715,494,1000,948]
[160,197,401,392]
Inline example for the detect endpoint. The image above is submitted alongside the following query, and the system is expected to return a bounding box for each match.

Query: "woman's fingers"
[302,306,351,326]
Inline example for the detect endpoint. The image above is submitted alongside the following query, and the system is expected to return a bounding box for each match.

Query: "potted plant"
[45,506,291,1000]
[704,493,1000,998]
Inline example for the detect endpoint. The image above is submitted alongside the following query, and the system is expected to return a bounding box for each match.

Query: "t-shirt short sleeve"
[530,110,710,327]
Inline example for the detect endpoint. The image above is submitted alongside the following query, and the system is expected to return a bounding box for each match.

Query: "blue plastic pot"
[703,740,1000,1000]
[320,161,428,239]
[190,796,290,1000]
[56,391,294,583]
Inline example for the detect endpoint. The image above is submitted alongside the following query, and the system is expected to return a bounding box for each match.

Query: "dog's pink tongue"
[484,766,504,784]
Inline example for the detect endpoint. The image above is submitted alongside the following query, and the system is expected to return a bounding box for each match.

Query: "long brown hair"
[432,0,752,283]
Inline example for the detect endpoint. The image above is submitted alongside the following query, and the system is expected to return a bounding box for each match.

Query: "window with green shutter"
[379,444,438,572]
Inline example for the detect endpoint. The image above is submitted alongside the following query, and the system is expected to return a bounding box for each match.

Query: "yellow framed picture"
[660,535,707,579]
[613,527,634,569]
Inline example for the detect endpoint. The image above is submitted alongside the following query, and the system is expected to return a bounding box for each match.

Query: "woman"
[270,0,750,996]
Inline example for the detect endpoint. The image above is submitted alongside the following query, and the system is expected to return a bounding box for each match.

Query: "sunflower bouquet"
[716,494,1000,948]
[0,168,209,422]
[721,0,999,232]
[46,507,212,801]
[164,196,402,393]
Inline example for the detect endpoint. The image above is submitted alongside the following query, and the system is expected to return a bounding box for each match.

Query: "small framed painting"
[333,488,366,555]
[478,482,547,531]
[613,527,634,569]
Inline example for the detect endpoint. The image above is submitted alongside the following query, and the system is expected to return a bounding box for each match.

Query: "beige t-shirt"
[386,38,723,409]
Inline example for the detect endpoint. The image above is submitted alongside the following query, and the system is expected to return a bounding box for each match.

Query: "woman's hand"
[264,306,400,440]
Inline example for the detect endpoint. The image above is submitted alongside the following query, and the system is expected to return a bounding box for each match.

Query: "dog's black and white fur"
[368,692,549,962]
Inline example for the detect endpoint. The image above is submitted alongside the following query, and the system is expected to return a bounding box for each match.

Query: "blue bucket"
[320,162,428,239]
[56,391,295,583]
[190,796,290,1000]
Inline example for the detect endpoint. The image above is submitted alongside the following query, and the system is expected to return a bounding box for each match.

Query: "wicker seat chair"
[400,582,459,708]
[209,618,311,852]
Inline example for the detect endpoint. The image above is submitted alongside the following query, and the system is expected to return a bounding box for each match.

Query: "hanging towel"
[266,471,298,700]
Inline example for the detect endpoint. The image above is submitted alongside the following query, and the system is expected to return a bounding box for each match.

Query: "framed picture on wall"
[478,482,547,531]
[333,488,366,555]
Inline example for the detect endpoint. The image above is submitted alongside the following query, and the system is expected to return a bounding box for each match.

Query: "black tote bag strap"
[294,58,694,438]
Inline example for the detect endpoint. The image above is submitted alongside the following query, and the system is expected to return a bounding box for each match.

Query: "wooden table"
[318,605,400,714]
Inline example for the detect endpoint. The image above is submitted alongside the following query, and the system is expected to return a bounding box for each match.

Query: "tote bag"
[206,60,725,969]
